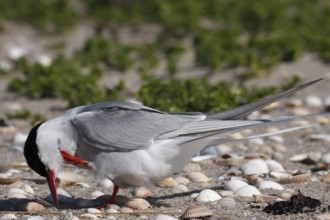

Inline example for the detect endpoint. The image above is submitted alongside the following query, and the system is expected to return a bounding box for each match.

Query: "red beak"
[46,169,58,205]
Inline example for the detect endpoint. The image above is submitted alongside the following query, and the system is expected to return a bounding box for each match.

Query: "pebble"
[305,95,323,108]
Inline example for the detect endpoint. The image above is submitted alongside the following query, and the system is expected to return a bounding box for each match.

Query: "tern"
[24,79,322,206]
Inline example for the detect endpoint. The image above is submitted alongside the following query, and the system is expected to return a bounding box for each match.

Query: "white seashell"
[219,197,236,208]
[98,178,114,188]
[119,206,133,213]
[74,182,91,188]
[270,171,292,181]
[124,198,150,210]
[174,176,190,185]
[266,160,285,172]
[258,181,284,190]
[156,177,178,187]
[181,205,213,219]
[0,173,19,184]
[7,192,26,199]
[172,184,188,193]
[248,138,264,146]
[224,179,248,192]
[305,95,323,108]
[13,132,28,144]
[183,163,202,172]
[196,189,221,202]
[187,172,210,183]
[91,191,104,199]
[22,184,35,194]
[321,153,330,164]
[0,214,17,220]
[133,187,153,197]
[190,193,199,199]
[105,208,120,213]
[79,214,99,220]
[267,135,284,143]
[235,185,261,197]
[87,208,102,217]
[191,155,216,162]
[8,188,27,195]
[240,159,269,175]
[26,202,45,211]
[24,217,45,220]
[6,169,21,175]
[58,171,86,187]
[154,214,178,220]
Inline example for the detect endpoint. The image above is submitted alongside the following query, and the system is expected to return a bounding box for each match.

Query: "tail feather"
[207,78,322,120]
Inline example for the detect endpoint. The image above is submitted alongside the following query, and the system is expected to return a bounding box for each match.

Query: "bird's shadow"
[0,185,224,211]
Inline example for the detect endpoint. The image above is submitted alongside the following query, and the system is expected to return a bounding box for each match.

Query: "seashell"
[6,169,21,175]
[261,101,279,112]
[267,135,284,143]
[156,177,178,188]
[26,202,45,212]
[79,214,99,220]
[316,115,330,125]
[280,192,293,200]
[191,155,216,162]
[105,208,120,213]
[172,184,188,193]
[230,132,243,139]
[22,184,34,194]
[215,144,232,154]
[219,190,234,197]
[315,214,330,220]
[174,176,190,185]
[258,181,284,190]
[74,182,91,188]
[13,132,28,144]
[224,179,248,192]
[58,171,86,187]
[270,171,292,181]
[254,195,280,203]
[183,163,202,172]
[196,189,221,202]
[133,187,153,197]
[310,134,330,143]
[266,160,285,172]
[219,197,236,208]
[87,208,102,217]
[10,162,29,170]
[154,214,178,220]
[123,198,150,210]
[273,144,287,152]
[240,159,269,175]
[91,191,104,199]
[321,173,330,183]
[187,172,210,183]
[279,173,310,184]
[286,98,303,108]
[248,138,264,146]
[321,153,330,164]
[8,188,27,199]
[190,193,198,199]
[119,207,133,213]
[60,211,74,220]
[0,173,19,184]
[181,205,213,219]
[235,185,261,197]
[305,95,323,108]
[0,214,17,220]
[24,217,45,220]
[289,152,321,164]
[98,178,114,188]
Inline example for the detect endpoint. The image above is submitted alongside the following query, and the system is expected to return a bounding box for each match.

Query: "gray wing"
[71,104,193,152]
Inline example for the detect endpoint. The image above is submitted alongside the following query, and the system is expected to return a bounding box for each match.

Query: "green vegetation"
[6,110,44,122]
[0,1,325,112]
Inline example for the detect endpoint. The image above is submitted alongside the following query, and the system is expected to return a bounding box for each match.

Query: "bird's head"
[24,121,62,206]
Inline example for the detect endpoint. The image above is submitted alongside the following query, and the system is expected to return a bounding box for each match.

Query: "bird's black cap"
[24,121,47,177]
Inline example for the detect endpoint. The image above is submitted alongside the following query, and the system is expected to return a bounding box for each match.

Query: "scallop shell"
[119,207,133,213]
[91,191,104,199]
[172,184,189,193]
[0,214,17,220]
[240,159,269,175]
[254,195,280,203]
[174,176,190,185]
[270,171,292,181]
[87,208,102,217]
[181,205,213,219]
[321,153,330,164]
[123,198,150,210]
[187,172,210,183]
[133,187,153,197]
[196,189,221,202]
[219,197,236,208]
[224,179,248,192]
[235,185,261,197]
[98,178,114,188]
[79,214,99,220]
[258,181,284,190]
[183,163,202,172]
[26,202,46,212]
[0,173,19,184]
[58,171,86,187]
[7,188,27,199]
[266,160,285,172]
[156,177,178,188]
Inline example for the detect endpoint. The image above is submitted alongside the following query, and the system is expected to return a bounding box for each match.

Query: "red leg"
[108,184,119,205]
[60,150,91,168]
